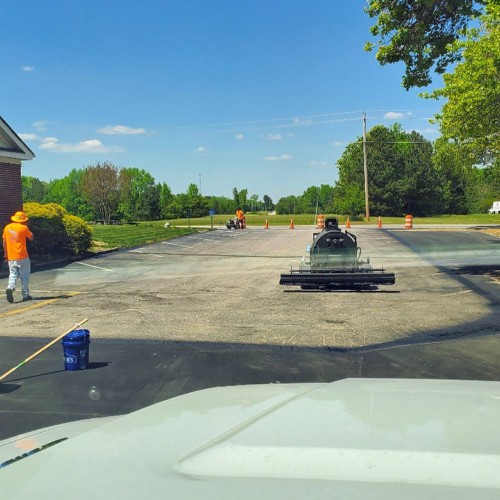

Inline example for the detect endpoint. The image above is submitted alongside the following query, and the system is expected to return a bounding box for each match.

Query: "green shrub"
[41,203,68,217]
[349,214,365,222]
[23,202,92,256]
[24,202,69,255]
[62,214,93,254]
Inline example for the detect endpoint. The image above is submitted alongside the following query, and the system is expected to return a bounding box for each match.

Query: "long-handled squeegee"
[0,318,89,383]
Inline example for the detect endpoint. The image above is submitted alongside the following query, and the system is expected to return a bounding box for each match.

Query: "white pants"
[7,258,31,299]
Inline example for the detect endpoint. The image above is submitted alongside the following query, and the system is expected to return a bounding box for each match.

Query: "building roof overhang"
[0,116,35,161]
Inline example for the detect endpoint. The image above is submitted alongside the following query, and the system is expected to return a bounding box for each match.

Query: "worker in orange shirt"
[236,207,245,229]
[2,211,34,303]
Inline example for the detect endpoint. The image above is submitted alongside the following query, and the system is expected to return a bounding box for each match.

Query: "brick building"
[0,116,35,227]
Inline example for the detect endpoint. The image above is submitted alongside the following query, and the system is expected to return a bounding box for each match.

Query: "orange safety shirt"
[236,209,244,220]
[2,223,33,260]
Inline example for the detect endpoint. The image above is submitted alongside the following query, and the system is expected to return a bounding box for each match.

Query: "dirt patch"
[479,228,500,238]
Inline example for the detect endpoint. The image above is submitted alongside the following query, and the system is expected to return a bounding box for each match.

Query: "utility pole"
[315,187,319,225]
[198,173,202,195]
[362,112,370,222]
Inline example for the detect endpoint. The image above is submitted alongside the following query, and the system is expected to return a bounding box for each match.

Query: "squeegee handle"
[0,318,89,382]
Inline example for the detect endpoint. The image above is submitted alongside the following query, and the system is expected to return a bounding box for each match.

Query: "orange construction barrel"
[405,214,413,229]
[316,214,324,229]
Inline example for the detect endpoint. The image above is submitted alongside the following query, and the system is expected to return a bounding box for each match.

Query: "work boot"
[6,289,14,303]
[22,295,33,302]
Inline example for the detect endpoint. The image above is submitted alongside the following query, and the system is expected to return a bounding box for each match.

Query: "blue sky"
[2,0,442,202]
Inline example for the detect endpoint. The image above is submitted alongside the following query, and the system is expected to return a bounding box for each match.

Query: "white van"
[488,201,500,214]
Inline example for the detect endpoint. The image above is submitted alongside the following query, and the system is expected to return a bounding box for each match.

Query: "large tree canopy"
[119,167,160,221]
[22,176,47,203]
[432,138,476,214]
[334,124,441,216]
[365,0,487,89]
[426,5,500,161]
[80,162,122,224]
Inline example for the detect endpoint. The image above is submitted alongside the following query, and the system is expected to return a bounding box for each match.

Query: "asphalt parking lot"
[1,226,496,348]
[1,225,499,439]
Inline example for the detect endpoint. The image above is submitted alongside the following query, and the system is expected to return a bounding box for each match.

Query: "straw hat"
[11,211,29,223]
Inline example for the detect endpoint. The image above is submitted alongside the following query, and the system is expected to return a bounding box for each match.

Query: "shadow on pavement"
[0,383,20,395]
[4,362,110,384]
[452,264,500,280]
[31,294,77,300]
[87,361,110,369]
[2,326,500,441]
[283,288,401,293]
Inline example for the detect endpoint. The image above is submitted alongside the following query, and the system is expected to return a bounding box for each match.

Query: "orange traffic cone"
[264,219,269,229]
[346,216,351,228]
[377,216,382,228]
[289,218,295,229]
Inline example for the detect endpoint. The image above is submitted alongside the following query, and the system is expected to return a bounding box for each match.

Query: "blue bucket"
[61,329,90,371]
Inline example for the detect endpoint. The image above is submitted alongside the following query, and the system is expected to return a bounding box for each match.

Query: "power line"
[163,110,363,131]
[365,140,431,144]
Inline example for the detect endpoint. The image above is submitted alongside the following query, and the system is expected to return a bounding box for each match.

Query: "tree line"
[333,124,498,217]
[276,125,498,217]
[22,164,276,223]
[22,122,499,222]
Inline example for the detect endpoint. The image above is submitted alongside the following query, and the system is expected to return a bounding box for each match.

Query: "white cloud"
[18,133,40,141]
[33,120,48,131]
[332,141,343,146]
[197,146,207,153]
[267,133,283,141]
[384,112,404,120]
[21,123,124,153]
[310,161,328,166]
[292,117,313,126]
[264,154,291,161]
[41,136,59,143]
[22,66,34,72]
[236,134,244,140]
[39,137,123,153]
[98,125,147,135]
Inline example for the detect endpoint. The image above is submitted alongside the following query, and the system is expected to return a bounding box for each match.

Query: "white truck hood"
[2,378,500,499]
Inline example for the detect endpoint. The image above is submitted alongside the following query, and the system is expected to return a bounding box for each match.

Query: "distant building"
[0,116,35,226]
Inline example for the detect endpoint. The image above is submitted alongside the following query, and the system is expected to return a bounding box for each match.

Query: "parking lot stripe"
[162,242,194,249]
[74,261,113,271]
[185,236,212,241]
[442,290,473,297]
[0,292,80,318]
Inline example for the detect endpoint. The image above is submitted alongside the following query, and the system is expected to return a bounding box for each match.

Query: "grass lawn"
[90,223,196,250]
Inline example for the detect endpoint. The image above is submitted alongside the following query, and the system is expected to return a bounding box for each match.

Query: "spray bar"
[279,271,395,287]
